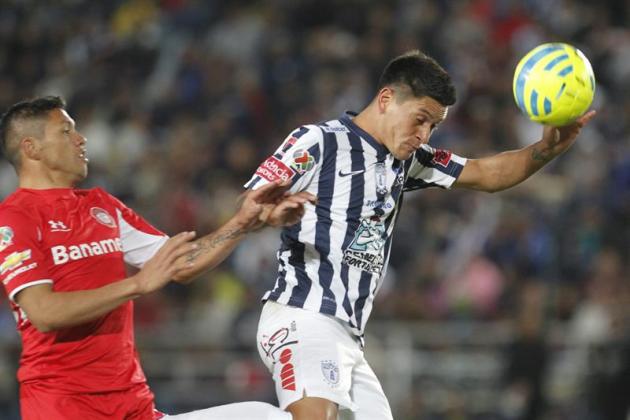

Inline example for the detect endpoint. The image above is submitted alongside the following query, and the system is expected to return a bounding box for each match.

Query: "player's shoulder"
[316,118,351,134]
[0,194,38,226]
[0,190,39,219]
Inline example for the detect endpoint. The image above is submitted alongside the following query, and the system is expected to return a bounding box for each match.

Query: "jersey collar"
[16,187,78,200]
[340,111,389,158]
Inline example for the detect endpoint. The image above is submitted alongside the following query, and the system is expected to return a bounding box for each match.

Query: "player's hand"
[541,110,596,155]
[265,191,317,227]
[132,231,197,295]
[235,181,291,231]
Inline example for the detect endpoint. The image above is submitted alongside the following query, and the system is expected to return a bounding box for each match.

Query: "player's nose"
[75,131,87,146]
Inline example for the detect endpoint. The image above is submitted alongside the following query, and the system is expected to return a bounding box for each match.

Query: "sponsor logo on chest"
[51,238,123,265]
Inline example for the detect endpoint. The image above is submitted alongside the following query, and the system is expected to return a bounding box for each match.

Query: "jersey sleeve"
[404,144,467,191]
[99,190,169,268]
[244,125,322,193]
[0,210,52,302]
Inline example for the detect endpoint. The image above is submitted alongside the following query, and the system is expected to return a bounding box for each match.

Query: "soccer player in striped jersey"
[245,50,595,419]
[0,96,315,420]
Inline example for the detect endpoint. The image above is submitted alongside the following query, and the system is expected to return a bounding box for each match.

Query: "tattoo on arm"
[531,145,554,163]
[185,227,245,263]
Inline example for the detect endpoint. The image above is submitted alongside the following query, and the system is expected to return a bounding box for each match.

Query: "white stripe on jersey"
[116,209,168,268]
[246,112,467,337]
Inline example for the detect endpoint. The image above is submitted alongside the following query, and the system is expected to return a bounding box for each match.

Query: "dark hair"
[377,50,456,106]
[0,96,66,167]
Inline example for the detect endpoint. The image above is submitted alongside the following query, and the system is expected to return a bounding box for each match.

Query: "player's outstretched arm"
[172,182,316,284]
[15,232,197,333]
[454,110,596,192]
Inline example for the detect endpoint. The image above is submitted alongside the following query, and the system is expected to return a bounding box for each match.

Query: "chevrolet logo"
[0,250,32,275]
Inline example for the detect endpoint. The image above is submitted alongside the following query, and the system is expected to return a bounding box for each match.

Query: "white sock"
[163,401,292,420]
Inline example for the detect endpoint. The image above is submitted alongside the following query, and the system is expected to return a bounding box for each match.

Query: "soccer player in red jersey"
[0,96,314,420]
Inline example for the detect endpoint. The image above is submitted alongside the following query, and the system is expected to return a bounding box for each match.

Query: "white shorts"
[256,301,393,419]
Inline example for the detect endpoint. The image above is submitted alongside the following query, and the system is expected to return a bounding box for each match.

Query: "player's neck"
[18,169,76,190]
[353,105,385,146]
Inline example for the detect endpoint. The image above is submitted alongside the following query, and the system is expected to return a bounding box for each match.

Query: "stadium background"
[0,0,628,419]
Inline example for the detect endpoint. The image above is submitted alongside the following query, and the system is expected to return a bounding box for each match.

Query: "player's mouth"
[78,149,89,163]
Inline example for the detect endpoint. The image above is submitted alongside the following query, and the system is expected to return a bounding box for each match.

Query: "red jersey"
[0,187,167,394]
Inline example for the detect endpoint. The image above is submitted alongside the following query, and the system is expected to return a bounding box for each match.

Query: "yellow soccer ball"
[513,42,595,126]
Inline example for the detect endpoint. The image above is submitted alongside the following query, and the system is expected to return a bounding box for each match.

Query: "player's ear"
[376,87,395,114]
[22,137,42,161]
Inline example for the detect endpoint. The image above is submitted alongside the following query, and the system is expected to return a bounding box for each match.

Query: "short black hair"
[377,50,456,106]
[0,96,66,167]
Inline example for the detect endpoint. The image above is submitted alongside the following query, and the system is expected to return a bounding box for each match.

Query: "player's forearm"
[171,216,249,283]
[25,278,141,332]
[462,141,558,192]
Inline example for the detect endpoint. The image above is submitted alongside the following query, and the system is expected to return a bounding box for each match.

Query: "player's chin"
[396,149,415,160]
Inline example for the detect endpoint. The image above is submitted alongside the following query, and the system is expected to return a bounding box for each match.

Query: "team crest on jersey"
[90,207,116,228]
[0,227,14,252]
[343,219,386,274]
[431,149,452,167]
[290,149,314,174]
[321,360,340,387]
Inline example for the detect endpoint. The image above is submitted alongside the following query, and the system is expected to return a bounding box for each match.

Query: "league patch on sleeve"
[255,156,296,183]
[431,149,452,167]
[290,149,315,174]
[0,226,14,252]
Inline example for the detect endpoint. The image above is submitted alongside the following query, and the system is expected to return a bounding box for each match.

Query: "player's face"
[38,108,88,185]
[381,93,448,160]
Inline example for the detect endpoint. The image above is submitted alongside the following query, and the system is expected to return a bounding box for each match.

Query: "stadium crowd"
[0,0,628,419]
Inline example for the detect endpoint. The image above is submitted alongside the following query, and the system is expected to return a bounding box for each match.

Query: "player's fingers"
[280,195,308,206]
[285,208,305,225]
[160,231,197,257]
[577,110,596,125]
[249,181,287,203]
[278,201,301,210]
[169,242,199,264]
[293,191,317,204]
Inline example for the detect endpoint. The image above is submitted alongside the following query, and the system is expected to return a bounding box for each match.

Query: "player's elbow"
[27,313,57,333]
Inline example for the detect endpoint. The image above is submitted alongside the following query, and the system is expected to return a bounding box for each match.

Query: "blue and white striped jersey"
[245,112,467,336]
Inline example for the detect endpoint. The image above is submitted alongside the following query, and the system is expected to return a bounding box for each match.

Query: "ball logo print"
[513,42,595,126]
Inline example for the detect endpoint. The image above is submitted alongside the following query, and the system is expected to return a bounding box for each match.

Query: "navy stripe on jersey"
[267,255,288,301]
[404,178,441,191]
[286,238,310,307]
[354,270,373,330]
[339,131,366,324]
[315,128,338,314]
